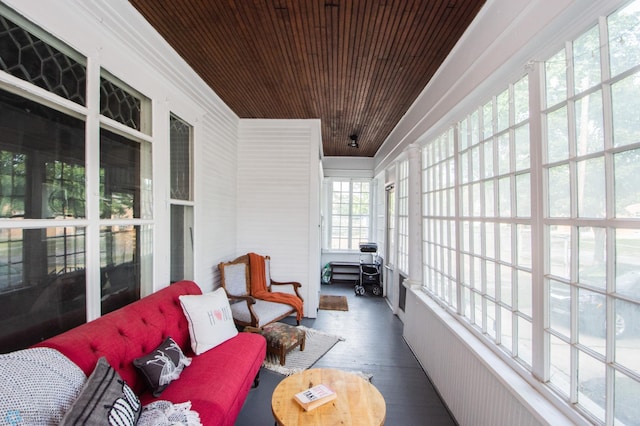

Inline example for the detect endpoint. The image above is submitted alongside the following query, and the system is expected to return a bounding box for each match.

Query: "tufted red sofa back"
[35,280,201,394]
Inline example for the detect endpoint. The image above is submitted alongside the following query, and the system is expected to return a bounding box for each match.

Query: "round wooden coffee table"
[271,368,386,425]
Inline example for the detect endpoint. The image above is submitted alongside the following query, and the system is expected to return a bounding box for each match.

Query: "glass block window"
[0,15,86,105]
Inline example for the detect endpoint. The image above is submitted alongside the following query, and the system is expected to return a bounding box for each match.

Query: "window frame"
[327,178,373,251]
[169,113,194,282]
[397,160,409,274]
[0,5,154,349]
[420,2,640,424]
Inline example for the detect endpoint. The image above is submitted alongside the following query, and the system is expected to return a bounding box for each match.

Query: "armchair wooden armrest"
[271,280,301,288]
[225,292,261,327]
[226,293,256,305]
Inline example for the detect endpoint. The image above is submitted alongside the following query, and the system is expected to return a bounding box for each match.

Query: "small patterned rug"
[319,295,349,311]
[262,326,343,376]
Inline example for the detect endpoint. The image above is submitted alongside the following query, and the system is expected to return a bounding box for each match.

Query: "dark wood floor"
[234,282,457,425]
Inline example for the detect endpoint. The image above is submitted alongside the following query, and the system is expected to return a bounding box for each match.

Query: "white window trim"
[325,177,373,251]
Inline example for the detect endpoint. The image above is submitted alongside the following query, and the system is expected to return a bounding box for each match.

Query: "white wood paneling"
[196,112,241,292]
[374,173,386,267]
[403,290,580,426]
[237,119,322,316]
[322,156,374,178]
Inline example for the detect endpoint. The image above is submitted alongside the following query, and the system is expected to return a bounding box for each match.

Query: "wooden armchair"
[218,254,304,328]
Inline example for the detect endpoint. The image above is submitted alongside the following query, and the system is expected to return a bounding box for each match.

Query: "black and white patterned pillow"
[61,357,141,426]
[133,336,192,397]
[0,347,86,425]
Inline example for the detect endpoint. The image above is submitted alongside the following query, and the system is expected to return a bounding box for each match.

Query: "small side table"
[271,368,386,425]
[245,323,305,366]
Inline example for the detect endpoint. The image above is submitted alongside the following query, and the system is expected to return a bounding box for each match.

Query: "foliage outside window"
[329,180,371,250]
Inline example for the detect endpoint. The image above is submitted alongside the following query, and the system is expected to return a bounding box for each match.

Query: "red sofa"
[35,280,267,426]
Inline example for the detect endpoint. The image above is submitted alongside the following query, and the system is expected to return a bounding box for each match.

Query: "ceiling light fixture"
[348,134,359,148]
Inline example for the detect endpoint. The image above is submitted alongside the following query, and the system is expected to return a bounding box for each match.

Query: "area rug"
[319,295,349,311]
[262,326,343,376]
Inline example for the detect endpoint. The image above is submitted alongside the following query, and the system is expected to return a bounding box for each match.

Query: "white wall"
[322,156,374,178]
[237,119,322,316]
[404,290,573,426]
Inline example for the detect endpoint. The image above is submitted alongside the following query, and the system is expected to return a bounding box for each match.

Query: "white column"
[85,52,101,322]
[407,144,423,287]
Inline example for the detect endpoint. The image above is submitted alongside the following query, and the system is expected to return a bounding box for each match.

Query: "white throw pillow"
[179,288,238,355]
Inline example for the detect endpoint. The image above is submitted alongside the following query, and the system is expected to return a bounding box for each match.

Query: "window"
[0,8,153,352]
[543,3,640,423]
[0,14,86,105]
[423,76,532,356]
[422,128,457,308]
[386,185,396,267]
[454,76,532,362]
[0,88,90,352]
[421,2,640,423]
[98,78,152,315]
[329,180,371,250]
[169,114,194,282]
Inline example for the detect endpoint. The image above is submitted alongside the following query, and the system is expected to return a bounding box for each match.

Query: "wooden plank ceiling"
[129,0,486,157]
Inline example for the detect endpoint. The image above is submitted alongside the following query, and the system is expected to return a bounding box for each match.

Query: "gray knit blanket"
[138,400,202,426]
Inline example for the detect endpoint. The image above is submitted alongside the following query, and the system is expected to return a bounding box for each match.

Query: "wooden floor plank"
[235,283,456,425]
